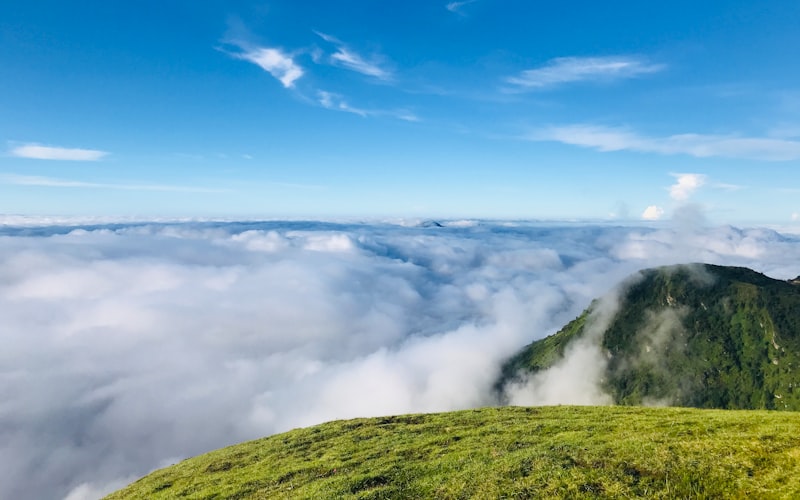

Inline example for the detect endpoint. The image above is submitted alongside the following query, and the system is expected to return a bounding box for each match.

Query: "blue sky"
[1,0,799,222]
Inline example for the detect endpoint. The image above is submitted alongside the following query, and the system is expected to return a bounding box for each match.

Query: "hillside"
[106,406,800,499]
[500,264,800,409]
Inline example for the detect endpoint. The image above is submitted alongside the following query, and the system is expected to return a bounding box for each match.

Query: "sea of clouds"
[2,218,800,499]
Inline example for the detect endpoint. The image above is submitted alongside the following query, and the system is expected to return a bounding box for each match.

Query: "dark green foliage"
[501,263,800,410]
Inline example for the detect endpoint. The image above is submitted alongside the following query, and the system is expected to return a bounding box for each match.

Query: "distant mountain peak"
[418,220,444,228]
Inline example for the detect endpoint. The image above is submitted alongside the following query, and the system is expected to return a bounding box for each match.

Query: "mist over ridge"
[2,219,800,499]
[502,263,800,409]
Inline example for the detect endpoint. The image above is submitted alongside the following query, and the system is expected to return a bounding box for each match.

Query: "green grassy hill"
[500,264,800,409]
[107,406,800,499]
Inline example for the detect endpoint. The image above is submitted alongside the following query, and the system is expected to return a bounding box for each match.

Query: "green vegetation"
[107,405,800,499]
[501,264,800,410]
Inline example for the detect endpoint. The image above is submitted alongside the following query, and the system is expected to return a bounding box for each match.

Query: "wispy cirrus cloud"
[446,0,479,14]
[768,123,800,139]
[0,174,227,193]
[713,182,746,191]
[506,56,665,90]
[533,124,800,161]
[317,91,419,122]
[224,33,413,122]
[231,45,303,88]
[316,32,392,81]
[317,90,368,117]
[9,143,108,161]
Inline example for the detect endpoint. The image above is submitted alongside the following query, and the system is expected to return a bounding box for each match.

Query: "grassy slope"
[107,406,800,499]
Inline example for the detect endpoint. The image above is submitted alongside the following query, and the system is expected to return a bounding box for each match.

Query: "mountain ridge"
[500,263,800,410]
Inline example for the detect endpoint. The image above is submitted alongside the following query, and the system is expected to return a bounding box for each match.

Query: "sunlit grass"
[106,405,800,499]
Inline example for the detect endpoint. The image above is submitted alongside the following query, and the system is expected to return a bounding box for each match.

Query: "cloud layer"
[2,220,800,499]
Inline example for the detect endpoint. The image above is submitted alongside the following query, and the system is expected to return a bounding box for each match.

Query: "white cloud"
[713,182,745,191]
[506,288,621,406]
[446,0,479,14]
[234,46,303,88]
[317,90,368,117]
[669,173,706,201]
[535,124,800,161]
[0,174,226,193]
[227,38,408,120]
[9,143,108,161]
[2,221,800,498]
[317,90,419,121]
[63,478,134,500]
[768,124,800,139]
[316,32,392,80]
[506,56,664,90]
[331,48,390,80]
[396,111,421,122]
[641,205,664,220]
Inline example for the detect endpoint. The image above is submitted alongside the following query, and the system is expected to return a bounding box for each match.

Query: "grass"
[106,405,800,499]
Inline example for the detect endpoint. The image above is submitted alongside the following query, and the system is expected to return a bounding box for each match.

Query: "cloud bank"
[1,220,800,499]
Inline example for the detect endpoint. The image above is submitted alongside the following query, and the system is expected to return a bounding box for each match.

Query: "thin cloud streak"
[315,32,392,81]
[0,174,228,193]
[506,56,665,90]
[317,90,419,122]
[10,143,108,161]
[534,124,800,161]
[713,183,746,191]
[318,90,368,117]
[446,0,479,14]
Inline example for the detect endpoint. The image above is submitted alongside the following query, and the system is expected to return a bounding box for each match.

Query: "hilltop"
[106,406,800,499]
[500,264,800,409]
